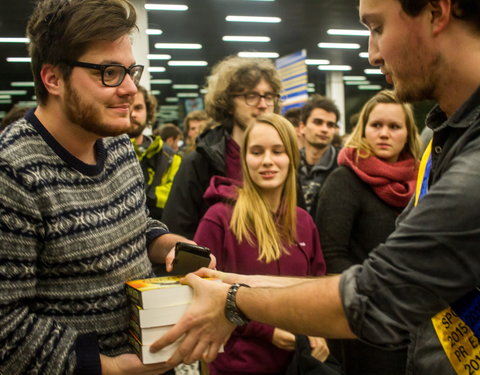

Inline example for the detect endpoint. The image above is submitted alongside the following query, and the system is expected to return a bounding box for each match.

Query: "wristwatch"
[224,283,251,326]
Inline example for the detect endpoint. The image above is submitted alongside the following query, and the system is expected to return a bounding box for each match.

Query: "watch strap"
[225,283,251,325]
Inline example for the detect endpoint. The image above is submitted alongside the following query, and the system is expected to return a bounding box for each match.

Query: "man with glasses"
[162,55,282,239]
[0,0,194,374]
[297,94,341,217]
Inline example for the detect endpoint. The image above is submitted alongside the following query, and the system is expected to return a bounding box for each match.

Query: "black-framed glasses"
[233,92,280,107]
[66,61,144,87]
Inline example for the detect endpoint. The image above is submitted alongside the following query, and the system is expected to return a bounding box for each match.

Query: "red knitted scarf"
[338,147,419,208]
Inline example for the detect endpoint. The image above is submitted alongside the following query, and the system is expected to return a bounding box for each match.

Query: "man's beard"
[64,81,133,137]
[393,70,436,103]
[394,81,436,104]
[306,138,327,150]
[127,119,148,138]
[392,48,441,104]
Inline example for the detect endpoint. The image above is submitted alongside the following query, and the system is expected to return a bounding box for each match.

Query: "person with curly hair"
[162,56,282,239]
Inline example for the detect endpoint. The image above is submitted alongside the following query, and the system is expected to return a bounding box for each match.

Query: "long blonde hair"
[230,113,300,263]
[346,90,422,160]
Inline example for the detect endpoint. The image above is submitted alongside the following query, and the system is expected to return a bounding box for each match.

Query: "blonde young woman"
[194,113,328,375]
[315,90,421,375]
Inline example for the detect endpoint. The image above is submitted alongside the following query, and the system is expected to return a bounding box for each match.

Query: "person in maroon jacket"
[194,113,328,375]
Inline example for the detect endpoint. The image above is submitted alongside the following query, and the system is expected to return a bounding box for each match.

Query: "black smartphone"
[171,242,211,276]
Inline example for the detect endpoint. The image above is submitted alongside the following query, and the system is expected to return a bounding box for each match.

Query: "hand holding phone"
[171,242,211,276]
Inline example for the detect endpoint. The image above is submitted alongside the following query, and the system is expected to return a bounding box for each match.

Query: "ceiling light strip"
[147,54,171,60]
[6,57,31,62]
[345,81,371,85]
[226,15,281,23]
[17,101,37,106]
[177,93,199,98]
[327,29,369,36]
[168,61,208,66]
[145,4,188,11]
[10,81,35,87]
[222,36,271,42]
[343,76,368,81]
[173,84,199,89]
[0,37,30,43]
[305,59,330,65]
[238,51,279,58]
[155,43,202,49]
[318,42,360,49]
[150,79,172,84]
[364,69,383,75]
[0,90,28,95]
[148,67,166,72]
[318,65,352,71]
[146,29,163,35]
[358,85,382,90]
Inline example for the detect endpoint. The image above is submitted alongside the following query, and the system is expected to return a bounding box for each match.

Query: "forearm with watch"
[224,276,355,339]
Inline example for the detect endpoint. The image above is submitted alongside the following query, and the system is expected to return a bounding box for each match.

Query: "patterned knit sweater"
[0,111,168,374]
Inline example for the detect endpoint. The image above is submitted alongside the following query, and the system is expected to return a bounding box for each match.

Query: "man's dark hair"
[159,124,182,142]
[398,0,480,30]
[300,95,340,124]
[26,0,137,105]
[1,105,31,131]
[284,107,301,128]
[137,85,157,125]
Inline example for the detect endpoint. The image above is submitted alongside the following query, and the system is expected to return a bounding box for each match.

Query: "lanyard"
[414,140,432,206]
[415,140,480,374]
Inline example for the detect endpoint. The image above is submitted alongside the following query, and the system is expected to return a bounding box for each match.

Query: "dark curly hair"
[204,56,282,131]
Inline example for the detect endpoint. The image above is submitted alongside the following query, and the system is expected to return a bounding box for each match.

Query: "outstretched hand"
[100,353,173,374]
[149,273,235,366]
[192,268,260,286]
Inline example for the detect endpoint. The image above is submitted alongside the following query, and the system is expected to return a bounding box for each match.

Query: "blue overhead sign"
[276,50,308,114]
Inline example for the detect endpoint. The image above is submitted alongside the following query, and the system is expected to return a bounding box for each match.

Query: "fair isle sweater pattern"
[0,114,166,374]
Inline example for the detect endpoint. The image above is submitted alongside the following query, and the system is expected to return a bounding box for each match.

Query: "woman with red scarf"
[315,90,422,375]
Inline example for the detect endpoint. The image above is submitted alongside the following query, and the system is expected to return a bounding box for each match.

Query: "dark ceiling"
[0,0,390,125]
